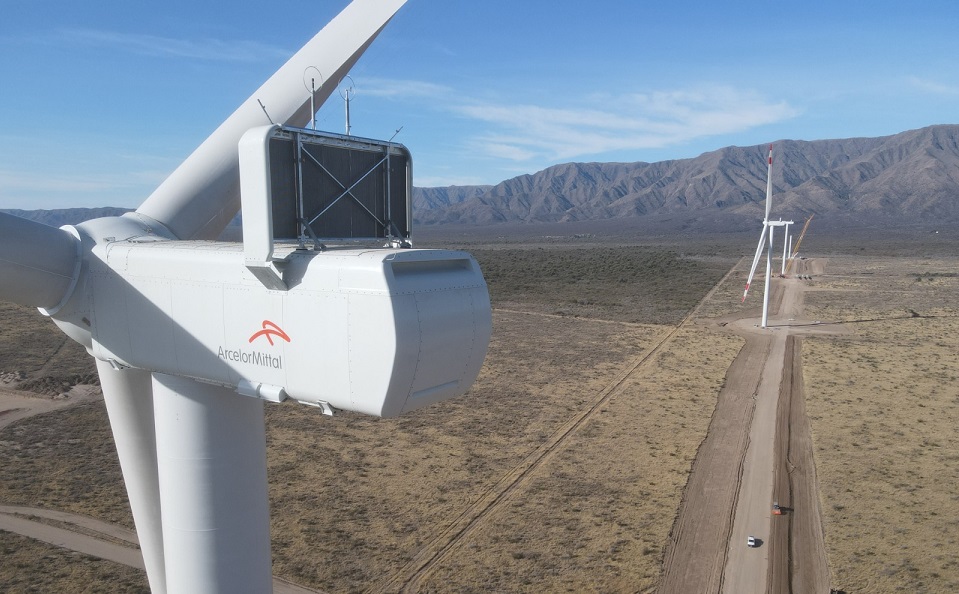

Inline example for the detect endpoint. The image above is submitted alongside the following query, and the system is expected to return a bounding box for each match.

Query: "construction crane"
[784,214,814,276]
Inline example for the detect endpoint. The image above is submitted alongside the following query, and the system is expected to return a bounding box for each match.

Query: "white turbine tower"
[780,222,791,276]
[741,144,793,328]
[0,1,493,593]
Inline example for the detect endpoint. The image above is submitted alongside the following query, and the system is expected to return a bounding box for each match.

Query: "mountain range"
[6,125,958,232]
[414,124,959,229]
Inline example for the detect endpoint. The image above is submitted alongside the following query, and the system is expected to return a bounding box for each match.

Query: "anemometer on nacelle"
[50,125,492,419]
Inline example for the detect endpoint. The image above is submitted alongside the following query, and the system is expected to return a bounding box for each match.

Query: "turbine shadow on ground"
[767,312,959,328]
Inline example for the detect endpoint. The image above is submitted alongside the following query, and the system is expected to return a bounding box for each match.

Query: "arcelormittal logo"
[248,320,291,346]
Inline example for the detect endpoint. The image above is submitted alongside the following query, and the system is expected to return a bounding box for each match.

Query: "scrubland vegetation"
[0,239,739,592]
[802,256,959,593]
[2,233,958,593]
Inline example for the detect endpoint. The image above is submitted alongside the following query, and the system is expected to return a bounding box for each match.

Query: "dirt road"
[371,261,746,593]
[1,258,833,593]
[0,384,99,432]
[721,326,786,594]
[0,387,322,594]
[657,334,771,593]
[661,259,833,594]
[767,335,831,594]
[0,505,323,593]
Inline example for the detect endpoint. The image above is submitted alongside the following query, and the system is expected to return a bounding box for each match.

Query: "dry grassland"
[266,312,665,591]
[417,324,743,593]
[0,400,142,592]
[0,302,96,394]
[802,256,959,593]
[472,246,731,324]
[0,531,145,593]
[7,239,957,594]
[0,400,130,527]
[693,256,757,321]
[0,244,744,592]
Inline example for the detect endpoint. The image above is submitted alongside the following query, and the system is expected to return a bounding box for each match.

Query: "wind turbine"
[783,214,815,276]
[780,221,791,277]
[741,144,793,328]
[0,1,492,593]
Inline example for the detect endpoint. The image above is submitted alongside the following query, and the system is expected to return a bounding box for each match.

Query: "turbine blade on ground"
[135,0,407,241]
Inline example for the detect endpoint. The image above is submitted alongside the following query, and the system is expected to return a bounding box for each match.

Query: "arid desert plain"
[1,227,958,593]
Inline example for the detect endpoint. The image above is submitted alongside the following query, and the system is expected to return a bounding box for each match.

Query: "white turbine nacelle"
[1,2,496,591]
[47,229,490,418]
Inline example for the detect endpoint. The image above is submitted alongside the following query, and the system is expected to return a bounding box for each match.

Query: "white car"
[747,536,758,548]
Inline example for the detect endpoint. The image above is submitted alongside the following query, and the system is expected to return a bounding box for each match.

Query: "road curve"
[0,390,323,594]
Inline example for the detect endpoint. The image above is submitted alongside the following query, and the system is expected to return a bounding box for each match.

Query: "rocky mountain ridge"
[7,125,958,232]
[415,124,959,227]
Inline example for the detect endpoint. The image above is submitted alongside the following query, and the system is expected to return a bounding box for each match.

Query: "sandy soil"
[800,255,959,593]
[661,258,836,594]
[767,335,830,594]
[0,404,330,594]
[2,250,956,592]
[0,384,100,432]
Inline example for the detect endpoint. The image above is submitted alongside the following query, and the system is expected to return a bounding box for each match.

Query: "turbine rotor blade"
[742,224,767,302]
[0,212,79,310]
[97,360,167,594]
[135,0,407,241]
[764,144,773,222]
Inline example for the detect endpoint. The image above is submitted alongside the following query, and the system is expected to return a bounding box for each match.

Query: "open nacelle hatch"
[239,124,413,289]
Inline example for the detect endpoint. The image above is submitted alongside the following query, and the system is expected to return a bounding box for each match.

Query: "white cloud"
[414,174,489,188]
[906,76,959,96]
[479,141,539,161]
[59,28,290,63]
[359,77,453,99]
[0,167,168,209]
[451,85,799,163]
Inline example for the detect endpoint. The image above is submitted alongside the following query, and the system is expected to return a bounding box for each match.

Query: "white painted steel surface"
[0,3,497,592]
[764,145,773,221]
[780,224,790,276]
[742,224,767,302]
[97,360,167,594]
[81,243,490,417]
[153,374,272,594]
[0,212,79,310]
[238,124,286,289]
[743,145,792,315]
[743,146,775,304]
[239,124,281,268]
[762,226,774,328]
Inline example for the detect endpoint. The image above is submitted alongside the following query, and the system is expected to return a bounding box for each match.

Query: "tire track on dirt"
[35,336,70,378]
[658,335,770,594]
[660,254,787,594]
[768,335,830,594]
[768,335,795,593]
[717,375,760,594]
[369,260,745,594]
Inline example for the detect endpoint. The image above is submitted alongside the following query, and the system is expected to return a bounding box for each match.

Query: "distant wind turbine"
[741,144,793,328]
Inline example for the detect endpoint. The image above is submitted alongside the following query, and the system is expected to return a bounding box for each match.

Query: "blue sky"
[2,0,958,209]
